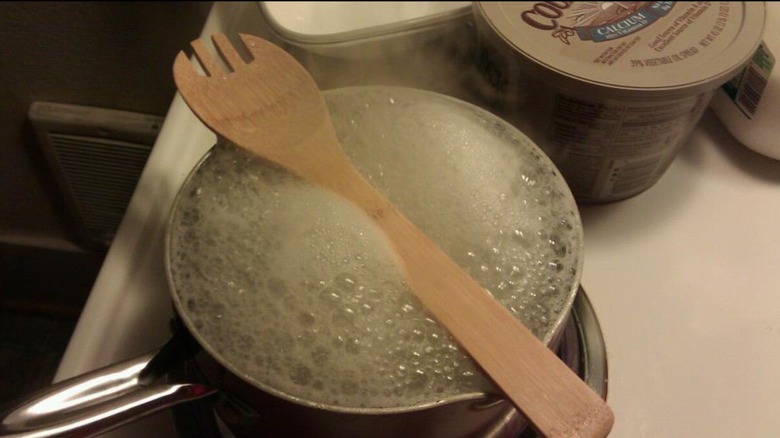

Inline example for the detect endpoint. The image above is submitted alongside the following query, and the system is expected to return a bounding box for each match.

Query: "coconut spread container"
[473,1,765,202]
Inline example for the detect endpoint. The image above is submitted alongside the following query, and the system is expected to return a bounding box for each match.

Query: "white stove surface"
[55,3,780,437]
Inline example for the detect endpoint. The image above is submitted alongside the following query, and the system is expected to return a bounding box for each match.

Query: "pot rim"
[164,85,584,415]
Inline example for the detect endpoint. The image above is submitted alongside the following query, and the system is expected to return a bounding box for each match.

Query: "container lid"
[474,2,766,97]
[260,2,471,45]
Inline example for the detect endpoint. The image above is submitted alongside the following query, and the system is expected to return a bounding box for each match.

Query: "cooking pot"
[0,86,583,438]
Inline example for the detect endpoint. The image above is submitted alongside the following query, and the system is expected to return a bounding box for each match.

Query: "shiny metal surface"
[0,351,214,438]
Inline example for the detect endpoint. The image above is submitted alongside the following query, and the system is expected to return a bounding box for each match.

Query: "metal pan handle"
[0,333,215,437]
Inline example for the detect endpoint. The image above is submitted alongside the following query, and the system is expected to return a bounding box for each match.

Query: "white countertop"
[579,110,780,437]
[56,3,780,437]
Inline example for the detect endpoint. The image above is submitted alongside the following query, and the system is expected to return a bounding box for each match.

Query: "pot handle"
[0,340,215,437]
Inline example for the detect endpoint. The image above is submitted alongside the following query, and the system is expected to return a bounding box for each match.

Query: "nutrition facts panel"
[547,93,711,201]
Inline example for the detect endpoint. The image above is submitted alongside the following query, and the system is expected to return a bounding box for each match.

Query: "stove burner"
[169,287,608,438]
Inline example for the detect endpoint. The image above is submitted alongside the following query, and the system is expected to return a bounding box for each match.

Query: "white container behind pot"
[710,1,779,160]
[259,2,472,59]
[256,2,484,101]
[473,2,765,203]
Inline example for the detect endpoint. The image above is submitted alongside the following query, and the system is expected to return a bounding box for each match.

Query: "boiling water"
[169,87,582,410]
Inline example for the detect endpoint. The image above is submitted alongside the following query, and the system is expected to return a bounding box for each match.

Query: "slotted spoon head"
[173,33,340,174]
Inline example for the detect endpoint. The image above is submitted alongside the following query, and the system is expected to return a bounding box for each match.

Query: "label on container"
[481,1,754,89]
[476,1,764,201]
[721,42,775,119]
[545,91,712,201]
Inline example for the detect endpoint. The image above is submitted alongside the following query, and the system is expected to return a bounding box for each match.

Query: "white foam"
[169,86,582,409]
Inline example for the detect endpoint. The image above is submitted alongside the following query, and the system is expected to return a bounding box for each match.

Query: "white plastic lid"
[474,2,766,98]
[260,2,471,44]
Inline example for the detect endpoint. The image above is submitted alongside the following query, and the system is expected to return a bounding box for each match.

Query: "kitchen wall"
[0,2,213,249]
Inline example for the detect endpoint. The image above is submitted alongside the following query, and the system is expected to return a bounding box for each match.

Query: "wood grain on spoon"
[173,33,614,438]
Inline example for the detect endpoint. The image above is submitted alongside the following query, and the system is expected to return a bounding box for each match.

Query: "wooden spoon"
[173,33,614,438]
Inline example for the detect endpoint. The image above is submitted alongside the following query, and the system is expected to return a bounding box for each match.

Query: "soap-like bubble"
[168,86,582,410]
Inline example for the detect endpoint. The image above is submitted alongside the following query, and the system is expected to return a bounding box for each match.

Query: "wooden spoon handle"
[329,160,614,438]
[383,207,612,437]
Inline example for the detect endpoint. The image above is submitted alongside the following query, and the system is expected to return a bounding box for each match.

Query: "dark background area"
[0,2,212,409]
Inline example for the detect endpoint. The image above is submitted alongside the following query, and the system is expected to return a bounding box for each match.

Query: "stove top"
[54,3,780,438]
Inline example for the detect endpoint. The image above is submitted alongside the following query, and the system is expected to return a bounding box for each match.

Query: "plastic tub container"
[473,2,765,202]
[258,2,472,59]
[710,2,779,160]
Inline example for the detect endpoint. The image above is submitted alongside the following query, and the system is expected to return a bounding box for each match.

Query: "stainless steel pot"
[0,86,583,438]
